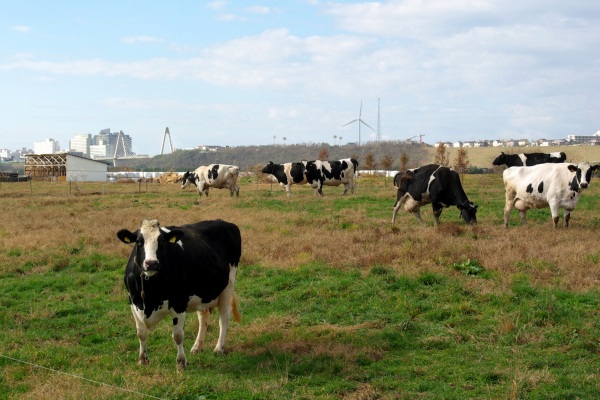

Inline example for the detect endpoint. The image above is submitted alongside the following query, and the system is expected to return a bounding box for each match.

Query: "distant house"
[452,141,463,148]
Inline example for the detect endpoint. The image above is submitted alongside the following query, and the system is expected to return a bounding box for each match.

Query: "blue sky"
[2,1,599,156]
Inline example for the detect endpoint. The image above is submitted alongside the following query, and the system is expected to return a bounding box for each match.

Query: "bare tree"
[318,148,329,161]
[364,152,376,175]
[381,154,394,186]
[399,152,409,172]
[434,143,450,167]
[453,147,470,181]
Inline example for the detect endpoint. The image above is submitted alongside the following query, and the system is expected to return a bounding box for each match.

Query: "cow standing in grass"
[182,164,240,198]
[492,151,567,167]
[261,161,308,195]
[392,164,478,225]
[304,158,359,196]
[117,219,241,369]
[503,162,598,228]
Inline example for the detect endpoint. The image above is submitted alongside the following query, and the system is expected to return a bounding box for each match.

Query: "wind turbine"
[341,100,374,146]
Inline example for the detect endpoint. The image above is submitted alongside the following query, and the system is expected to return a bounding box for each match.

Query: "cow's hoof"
[138,357,150,366]
[177,358,187,370]
[190,345,203,355]
[213,347,225,355]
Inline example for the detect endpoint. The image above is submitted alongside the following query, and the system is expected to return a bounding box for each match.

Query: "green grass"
[1,260,598,399]
[1,177,600,399]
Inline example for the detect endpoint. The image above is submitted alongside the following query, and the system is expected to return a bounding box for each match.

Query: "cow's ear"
[591,165,600,172]
[164,229,184,244]
[567,165,578,172]
[117,229,137,244]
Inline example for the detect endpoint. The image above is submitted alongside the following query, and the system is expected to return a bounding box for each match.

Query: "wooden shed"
[25,153,109,182]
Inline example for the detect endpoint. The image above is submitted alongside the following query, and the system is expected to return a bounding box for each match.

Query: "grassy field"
[1,174,599,399]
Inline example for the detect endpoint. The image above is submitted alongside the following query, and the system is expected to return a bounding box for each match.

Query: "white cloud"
[207,1,229,10]
[121,36,162,44]
[245,6,270,14]
[11,25,31,33]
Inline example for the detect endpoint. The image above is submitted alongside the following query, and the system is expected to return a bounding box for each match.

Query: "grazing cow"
[503,162,599,228]
[492,151,567,167]
[182,164,240,198]
[117,219,242,369]
[392,164,478,225]
[261,161,308,195]
[304,158,359,196]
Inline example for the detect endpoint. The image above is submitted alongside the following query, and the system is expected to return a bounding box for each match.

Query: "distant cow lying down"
[492,151,566,167]
[392,164,478,225]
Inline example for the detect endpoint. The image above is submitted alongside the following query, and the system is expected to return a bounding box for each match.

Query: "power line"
[1,355,168,399]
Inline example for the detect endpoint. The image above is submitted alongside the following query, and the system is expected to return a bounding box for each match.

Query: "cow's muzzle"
[143,259,160,273]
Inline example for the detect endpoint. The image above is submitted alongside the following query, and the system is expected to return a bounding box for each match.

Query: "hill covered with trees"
[115,141,433,172]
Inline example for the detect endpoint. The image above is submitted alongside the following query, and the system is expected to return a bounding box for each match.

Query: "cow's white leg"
[171,311,187,369]
[550,202,561,228]
[191,309,211,354]
[342,183,350,195]
[413,209,425,226]
[503,188,516,227]
[131,306,150,365]
[518,210,527,225]
[392,193,411,224]
[214,266,237,354]
[392,200,401,224]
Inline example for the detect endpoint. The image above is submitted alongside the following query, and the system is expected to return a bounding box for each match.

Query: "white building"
[0,149,13,161]
[69,134,92,157]
[34,138,60,154]
[25,153,108,182]
[566,131,600,145]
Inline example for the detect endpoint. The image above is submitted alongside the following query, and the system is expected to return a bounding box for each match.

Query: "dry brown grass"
[1,176,600,295]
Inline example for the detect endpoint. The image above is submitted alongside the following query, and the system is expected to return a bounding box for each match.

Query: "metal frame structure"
[25,153,68,180]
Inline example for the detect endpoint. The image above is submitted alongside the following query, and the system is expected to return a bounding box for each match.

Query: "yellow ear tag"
[169,236,177,243]
[124,237,131,243]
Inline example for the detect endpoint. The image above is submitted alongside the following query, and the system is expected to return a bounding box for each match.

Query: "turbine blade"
[360,119,375,131]
[341,119,358,127]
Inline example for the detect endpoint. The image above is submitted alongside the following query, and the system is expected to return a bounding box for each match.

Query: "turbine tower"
[341,100,374,146]
[161,127,174,155]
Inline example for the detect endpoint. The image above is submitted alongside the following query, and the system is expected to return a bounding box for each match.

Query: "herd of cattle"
[117,151,598,369]
[178,151,598,229]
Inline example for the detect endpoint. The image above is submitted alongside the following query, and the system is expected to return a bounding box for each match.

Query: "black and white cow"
[261,161,308,195]
[182,164,240,198]
[117,219,242,369]
[392,164,478,225]
[492,151,567,167]
[304,158,359,196]
[503,162,599,228]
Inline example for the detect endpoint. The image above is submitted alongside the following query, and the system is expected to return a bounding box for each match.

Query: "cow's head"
[261,161,276,174]
[492,152,506,166]
[117,220,184,278]
[181,171,197,189]
[568,163,599,192]
[458,201,478,225]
